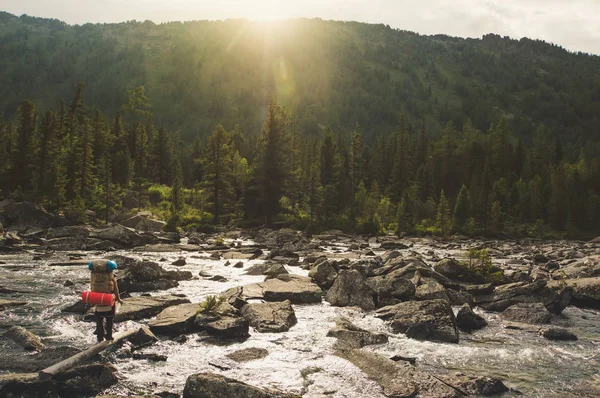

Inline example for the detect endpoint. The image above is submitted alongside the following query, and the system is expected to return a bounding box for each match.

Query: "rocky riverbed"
[1,222,600,397]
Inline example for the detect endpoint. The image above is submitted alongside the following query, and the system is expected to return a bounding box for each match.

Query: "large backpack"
[89,260,116,294]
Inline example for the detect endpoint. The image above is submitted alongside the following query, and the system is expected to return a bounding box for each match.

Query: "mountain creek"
[1,232,600,398]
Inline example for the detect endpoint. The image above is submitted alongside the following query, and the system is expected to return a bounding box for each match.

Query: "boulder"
[549,278,600,309]
[475,280,570,314]
[90,224,155,247]
[97,295,191,322]
[119,214,166,232]
[349,258,383,276]
[438,373,509,396]
[308,260,338,289]
[149,303,203,335]
[376,299,459,343]
[434,258,465,280]
[414,277,450,302]
[244,262,289,278]
[3,201,68,230]
[183,373,300,398]
[241,300,297,332]
[3,326,45,351]
[335,349,462,398]
[327,317,388,349]
[203,317,250,339]
[500,303,552,324]
[325,270,376,311]
[379,241,409,250]
[456,304,488,332]
[226,274,322,304]
[446,289,475,306]
[366,275,415,307]
[0,364,118,397]
[226,348,269,363]
[118,261,192,292]
[268,249,300,261]
[172,257,187,266]
[127,325,158,349]
[540,327,578,341]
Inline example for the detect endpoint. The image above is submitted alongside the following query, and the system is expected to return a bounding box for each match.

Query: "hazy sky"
[2,0,600,55]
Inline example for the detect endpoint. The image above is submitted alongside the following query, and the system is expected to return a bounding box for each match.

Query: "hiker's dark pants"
[95,307,115,342]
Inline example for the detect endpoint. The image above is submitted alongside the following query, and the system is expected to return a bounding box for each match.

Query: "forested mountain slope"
[1,11,599,145]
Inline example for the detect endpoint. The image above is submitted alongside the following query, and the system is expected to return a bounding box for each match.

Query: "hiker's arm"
[114,277,123,303]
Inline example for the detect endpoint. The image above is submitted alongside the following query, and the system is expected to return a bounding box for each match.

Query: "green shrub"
[198,295,224,314]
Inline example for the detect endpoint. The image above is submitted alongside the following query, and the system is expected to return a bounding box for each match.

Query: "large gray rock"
[241,300,297,333]
[226,348,269,363]
[149,303,203,335]
[183,373,300,398]
[3,326,45,351]
[540,327,578,341]
[244,262,289,278]
[119,214,166,232]
[376,299,459,343]
[475,280,570,314]
[97,295,191,322]
[3,201,68,231]
[414,277,450,302]
[335,349,462,398]
[549,277,600,309]
[90,224,156,247]
[308,260,338,289]
[366,275,415,307]
[46,225,92,239]
[438,373,509,396]
[0,364,118,397]
[325,269,376,311]
[1,346,80,372]
[118,261,192,292]
[225,275,322,304]
[456,304,487,332]
[203,317,250,339]
[434,258,465,280]
[327,317,388,349]
[500,303,552,324]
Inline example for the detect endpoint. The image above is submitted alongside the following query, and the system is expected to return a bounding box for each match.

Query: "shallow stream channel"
[1,237,600,397]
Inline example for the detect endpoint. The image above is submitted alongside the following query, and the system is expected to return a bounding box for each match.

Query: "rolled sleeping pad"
[81,291,115,307]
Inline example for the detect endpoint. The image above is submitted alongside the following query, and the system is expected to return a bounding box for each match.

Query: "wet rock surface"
[183,372,300,398]
[149,303,203,335]
[456,304,488,332]
[327,317,388,349]
[325,269,376,311]
[376,299,459,343]
[241,300,297,333]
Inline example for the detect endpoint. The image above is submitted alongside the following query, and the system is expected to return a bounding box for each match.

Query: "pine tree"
[35,111,56,201]
[307,162,323,222]
[9,100,38,192]
[349,126,364,220]
[151,127,174,185]
[453,184,472,230]
[396,192,412,235]
[205,124,233,224]
[436,189,452,236]
[389,113,409,202]
[77,118,96,205]
[255,96,290,225]
[171,158,184,213]
[65,82,87,201]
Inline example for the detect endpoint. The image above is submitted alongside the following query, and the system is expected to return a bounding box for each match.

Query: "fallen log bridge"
[38,328,139,380]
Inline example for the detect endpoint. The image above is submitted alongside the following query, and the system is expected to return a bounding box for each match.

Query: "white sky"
[2,0,599,55]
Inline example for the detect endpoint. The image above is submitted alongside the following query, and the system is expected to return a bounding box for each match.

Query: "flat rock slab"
[226,348,269,363]
[376,299,459,343]
[438,373,508,396]
[241,300,297,333]
[336,349,462,398]
[327,317,388,349]
[149,303,203,335]
[224,275,322,304]
[95,295,190,322]
[183,372,300,398]
[500,303,552,324]
[0,299,28,310]
[2,347,81,372]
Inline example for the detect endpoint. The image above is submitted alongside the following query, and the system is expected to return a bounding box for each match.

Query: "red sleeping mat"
[81,291,115,306]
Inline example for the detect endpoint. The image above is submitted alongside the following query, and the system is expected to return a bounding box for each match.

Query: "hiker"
[88,259,123,342]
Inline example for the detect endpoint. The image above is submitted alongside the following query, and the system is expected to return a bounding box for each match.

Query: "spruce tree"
[436,189,452,236]
[453,184,472,230]
[205,124,233,224]
[255,96,290,225]
[9,100,38,192]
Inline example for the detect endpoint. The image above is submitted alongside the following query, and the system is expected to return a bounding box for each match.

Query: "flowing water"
[1,239,600,397]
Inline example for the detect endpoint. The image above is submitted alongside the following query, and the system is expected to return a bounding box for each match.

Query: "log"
[38,328,138,380]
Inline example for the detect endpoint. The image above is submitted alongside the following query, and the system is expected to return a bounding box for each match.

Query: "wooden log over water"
[38,328,138,380]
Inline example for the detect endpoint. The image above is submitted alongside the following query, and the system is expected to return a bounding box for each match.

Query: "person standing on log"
[89,259,123,342]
